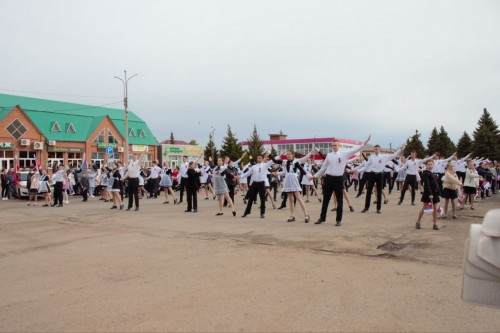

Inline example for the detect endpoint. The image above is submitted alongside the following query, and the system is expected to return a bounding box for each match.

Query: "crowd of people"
[2,139,499,230]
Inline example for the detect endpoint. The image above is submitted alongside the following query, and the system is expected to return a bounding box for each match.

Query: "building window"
[6,119,27,140]
[108,130,119,144]
[93,129,105,143]
[51,121,61,132]
[277,144,294,155]
[18,151,36,169]
[67,152,82,168]
[295,143,313,156]
[139,129,146,138]
[91,152,105,169]
[129,128,136,137]
[47,152,64,170]
[67,122,76,133]
[316,142,332,153]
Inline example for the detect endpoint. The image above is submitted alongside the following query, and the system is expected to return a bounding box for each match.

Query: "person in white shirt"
[240,153,275,218]
[361,144,403,214]
[148,160,162,199]
[398,151,427,206]
[51,164,66,207]
[310,135,371,225]
[177,156,189,205]
[124,153,145,211]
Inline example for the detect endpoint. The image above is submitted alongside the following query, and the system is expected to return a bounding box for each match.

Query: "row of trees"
[404,108,500,160]
[169,108,499,163]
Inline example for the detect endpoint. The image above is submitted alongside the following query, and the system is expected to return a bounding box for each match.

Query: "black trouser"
[383,172,391,190]
[244,181,266,215]
[357,172,370,197]
[280,191,296,208]
[187,187,197,211]
[149,177,159,198]
[127,177,139,208]
[179,177,188,201]
[227,183,235,205]
[390,173,398,192]
[436,173,445,195]
[82,188,89,201]
[364,172,383,211]
[400,174,417,203]
[456,171,465,184]
[320,175,344,222]
[269,182,278,201]
[1,184,8,198]
[54,181,64,205]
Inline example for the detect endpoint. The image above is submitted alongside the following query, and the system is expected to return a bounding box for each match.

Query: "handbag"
[462,209,500,308]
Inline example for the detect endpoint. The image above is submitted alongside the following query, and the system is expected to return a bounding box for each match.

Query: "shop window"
[108,130,119,144]
[67,122,76,133]
[93,129,105,143]
[51,121,61,132]
[6,119,27,140]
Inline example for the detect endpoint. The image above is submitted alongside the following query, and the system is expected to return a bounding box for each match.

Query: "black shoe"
[331,208,337,211]
[305,215,310,223]
[355,195,361,198]
[193,209,197,213]
[126,207,132,211]
[57,204,63,207]
[174,199,178,205]
[397,200,402,205]
[416,222,421,229]
[232,211,236,217]
[241,213,248,218]
[50,203,56,207]
[314,219,325,224]
[243,199,248,204]
[278,206,285,210]
[349,206,354,212]
[120,205,124,210]
[260,214,265,218]
[184,209,191,212]
[177,200,183,205]
[110,206,117,209]
[384,199,388,204]
[205,197,209,200]
[376,210,381,214]
[335,221,342,227]
[287,217,296,222]
[216,212,224,216]
[411,202,415,206]
[135,207,139,211]
[433,224,439,230]
[361,208,368,213]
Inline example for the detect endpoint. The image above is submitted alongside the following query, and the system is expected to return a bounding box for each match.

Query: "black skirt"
[463,186,477,195]
[442,188,458,199]
[421,192,440,204]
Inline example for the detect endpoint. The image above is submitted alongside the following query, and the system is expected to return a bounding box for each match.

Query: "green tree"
[246,125,264,159]
[404,130,426,158]
[472,108,500,160]
[270,144,278,156]
[426,127,440,155]
[456,131,473,158]
[204,132,218,161]
[189,139,198,145]
[219,125,243,162]
[169,131,175,144]
[438,126,456,157]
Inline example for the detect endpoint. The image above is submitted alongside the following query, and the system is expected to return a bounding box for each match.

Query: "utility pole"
[114,70,138,162]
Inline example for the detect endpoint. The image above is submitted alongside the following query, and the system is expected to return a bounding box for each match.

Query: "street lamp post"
[114,70,138,162]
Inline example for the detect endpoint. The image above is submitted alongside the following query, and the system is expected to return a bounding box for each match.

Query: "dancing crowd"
[2,136,499,231]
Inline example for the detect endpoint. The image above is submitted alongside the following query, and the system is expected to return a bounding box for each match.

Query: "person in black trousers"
[185,162,201,212]
[223,161,237,206]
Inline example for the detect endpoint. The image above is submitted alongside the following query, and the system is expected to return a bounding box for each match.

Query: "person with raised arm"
[124,153,145,211]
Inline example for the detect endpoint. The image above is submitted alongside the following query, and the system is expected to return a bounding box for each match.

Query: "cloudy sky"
[1,0,499,148]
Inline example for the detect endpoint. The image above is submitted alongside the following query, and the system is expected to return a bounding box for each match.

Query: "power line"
[0,88,119,99]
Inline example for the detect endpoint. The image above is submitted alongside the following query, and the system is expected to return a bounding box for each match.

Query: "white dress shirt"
[363,148,402,174]
[149,165,161,179]
[240,160,275,182]
[315,145,365,178]
[126,157,144,178]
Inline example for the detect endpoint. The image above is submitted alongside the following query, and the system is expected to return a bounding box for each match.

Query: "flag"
[34,154,40,172]
[424,202,444,215]
[82,152,87,170]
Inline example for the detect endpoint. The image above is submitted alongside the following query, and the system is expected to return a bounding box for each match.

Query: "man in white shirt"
[240,153,275,218]
[311,135,371,225]
[398,151,426,206]
[125,153,144,211]
[51,164,66,207]
[361,144,404,214]
[177,156,189,204]
[148,160,162,199]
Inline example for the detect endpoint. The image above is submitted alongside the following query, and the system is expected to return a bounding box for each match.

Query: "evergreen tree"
[219,125,243,162]
[403,130,426,158]
[438,126,456,157]
[426,127,440,155]
[270,144,278,156]
[169,131,175,144]
[204,132,218,161]
[472,108,500,160]
[246,125,264,159]
[456,131,473,158]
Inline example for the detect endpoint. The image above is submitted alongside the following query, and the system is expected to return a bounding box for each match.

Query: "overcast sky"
[1,0,499,148]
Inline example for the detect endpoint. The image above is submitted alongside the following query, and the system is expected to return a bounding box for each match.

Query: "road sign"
[106,146,114,155]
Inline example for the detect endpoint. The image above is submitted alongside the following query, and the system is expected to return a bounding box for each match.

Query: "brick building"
[0,93,158,171]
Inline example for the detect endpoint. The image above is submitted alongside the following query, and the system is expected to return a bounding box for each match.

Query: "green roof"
[0,93,158,145]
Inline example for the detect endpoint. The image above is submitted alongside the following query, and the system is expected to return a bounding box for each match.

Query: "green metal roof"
[0,93,158,145]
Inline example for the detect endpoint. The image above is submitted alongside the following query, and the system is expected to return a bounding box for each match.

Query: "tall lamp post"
[114,70,138,162]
